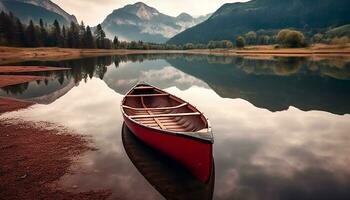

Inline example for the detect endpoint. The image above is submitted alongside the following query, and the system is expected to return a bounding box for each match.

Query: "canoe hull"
[123,115,213,183]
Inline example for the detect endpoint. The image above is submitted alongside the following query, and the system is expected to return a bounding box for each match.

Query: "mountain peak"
[133,2,147,7]
[123,2,159,20]
[176,12,193,21]
[0,0,77,24]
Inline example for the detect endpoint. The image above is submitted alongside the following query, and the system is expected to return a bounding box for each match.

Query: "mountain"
[0,0,77,25]
[168,0,350,44]
[101,2,210,43]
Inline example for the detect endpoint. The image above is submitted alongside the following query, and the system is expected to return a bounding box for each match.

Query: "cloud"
[51,0,247,26]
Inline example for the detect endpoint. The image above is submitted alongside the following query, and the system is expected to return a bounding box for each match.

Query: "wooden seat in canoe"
[122,103,188,111]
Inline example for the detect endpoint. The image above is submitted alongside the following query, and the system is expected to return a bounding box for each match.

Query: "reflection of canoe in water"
[121,83,213,183]
[122,124,215,200]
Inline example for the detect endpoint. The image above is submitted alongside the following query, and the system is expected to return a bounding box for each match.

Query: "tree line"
[1,12,348,50]
[0,11,184,50]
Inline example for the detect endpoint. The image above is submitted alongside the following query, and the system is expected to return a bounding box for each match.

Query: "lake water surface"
[1,54,350,200]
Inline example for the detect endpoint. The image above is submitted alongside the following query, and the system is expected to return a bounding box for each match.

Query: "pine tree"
[25,20,38,47]
[79,21,86,48]
[0,11,14,45]
[67,21,79,48]
[62,25,67,47]
[39,18,48,46]
[85,26,94,48]
[14,18,26,46]
[94,24,105,49]
[113,36,119,49]
[0,12,6,44]
[51,20,62,46]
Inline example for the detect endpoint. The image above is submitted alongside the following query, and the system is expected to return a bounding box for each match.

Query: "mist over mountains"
[100,2,210,43]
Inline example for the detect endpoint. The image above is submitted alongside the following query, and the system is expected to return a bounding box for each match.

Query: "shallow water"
[1,54,350,200]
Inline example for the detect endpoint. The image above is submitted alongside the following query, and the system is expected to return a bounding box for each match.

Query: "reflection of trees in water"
[1,83,29,95]
[4,54,350,95]
[231,57,305,76]
[119,54,350,80]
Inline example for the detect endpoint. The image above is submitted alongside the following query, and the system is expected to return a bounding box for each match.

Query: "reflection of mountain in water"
[102,56,208,95]
[166,56,350,115]
[0,77,75,104]
[122,124,214,200]
[2,54,350,115]
[0,56,116,103]
[27,80,76,104]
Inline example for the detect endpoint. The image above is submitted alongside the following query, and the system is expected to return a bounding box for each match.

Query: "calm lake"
[1,54,350,200]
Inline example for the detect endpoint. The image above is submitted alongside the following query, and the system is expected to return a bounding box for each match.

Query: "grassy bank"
[0,44,349,64]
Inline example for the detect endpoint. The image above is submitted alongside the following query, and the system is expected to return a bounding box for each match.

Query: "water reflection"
[122,124,214,200]
[1,74,350,199]
[1,54,350,199]
[2,54,350,114]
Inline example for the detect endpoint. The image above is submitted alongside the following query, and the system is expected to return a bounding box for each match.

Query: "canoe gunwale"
[121,81,213,144]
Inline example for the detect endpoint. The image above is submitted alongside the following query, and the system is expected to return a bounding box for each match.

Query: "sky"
[52,0,247,26]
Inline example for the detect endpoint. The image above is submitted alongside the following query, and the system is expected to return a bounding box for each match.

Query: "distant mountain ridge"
[101,2,210,43]
[168,0,350,44]
[0,0,77,25]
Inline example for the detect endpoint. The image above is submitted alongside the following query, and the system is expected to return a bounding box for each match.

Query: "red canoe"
[121,82,214,183]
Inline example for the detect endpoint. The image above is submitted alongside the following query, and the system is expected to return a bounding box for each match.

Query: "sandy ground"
[0,118,111,200]
[0,97,34,113]
[0,45,349,64]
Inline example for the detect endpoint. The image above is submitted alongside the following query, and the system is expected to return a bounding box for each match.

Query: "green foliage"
[184,43,194,50]
[236,36,245,48]
[84,26,95,48]
[113,36,120,49]
[245,31,257,45]
[206,40,233,49]
[277,29,305,48]
[331,36,350,45]
[313,33,323,43]
[94,24,106,48]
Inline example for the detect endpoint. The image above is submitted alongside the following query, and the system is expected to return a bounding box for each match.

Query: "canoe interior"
[122,84,208,133]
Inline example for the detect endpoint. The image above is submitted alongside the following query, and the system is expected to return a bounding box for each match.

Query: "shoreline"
[0,98,111,200]
[0,45,349,64]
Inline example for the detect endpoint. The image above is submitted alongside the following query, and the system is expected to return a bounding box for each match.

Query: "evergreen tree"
[113,36,119,49]
[94,24,105,48]
[51,20,62,46]
[79,21,86,48]
[0,11,14,45]
[85,26,94,48]
[14,18,26,46]
[67,21,79,48]
[25,20,38,47]
[0,12,6,44]
[62,25,67,47]
[39,18,48,46]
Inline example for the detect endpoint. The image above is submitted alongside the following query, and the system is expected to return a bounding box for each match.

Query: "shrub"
[331,36,350,46]
[236,36,245,48]
[313,33,323,43]
[277,29,305,48]
[184,43,194,50]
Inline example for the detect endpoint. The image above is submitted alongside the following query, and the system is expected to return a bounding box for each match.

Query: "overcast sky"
[52,0,247,26]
